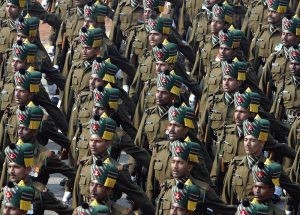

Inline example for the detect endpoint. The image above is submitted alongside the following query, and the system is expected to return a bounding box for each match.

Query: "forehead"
[90,134,103,140]
[235,106,248,112]
[244,134,257,140]
[156,87,169,93]
[171,156,186,162]
[168,121,183,126]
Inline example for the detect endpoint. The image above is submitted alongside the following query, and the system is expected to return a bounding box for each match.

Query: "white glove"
[62,191,72,204]
[189,94,196,109]
[123,85,129,93]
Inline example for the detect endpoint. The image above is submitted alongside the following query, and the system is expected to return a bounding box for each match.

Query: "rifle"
[253,23,262,72]
[204,94,216,160]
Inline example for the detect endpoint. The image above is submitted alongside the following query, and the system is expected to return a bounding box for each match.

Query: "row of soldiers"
[0,0,300,213]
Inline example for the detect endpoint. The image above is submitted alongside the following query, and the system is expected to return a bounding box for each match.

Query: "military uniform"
[109,0,143,52]
[72,154,155,214]
[241,0,268,40]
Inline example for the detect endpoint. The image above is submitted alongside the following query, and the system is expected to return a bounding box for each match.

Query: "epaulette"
[145,105,156,114]
[231,155,245,166]
[32,181,47,193]
[160,179,174,189]
[195,9,206,19]
[274,43,283,52]
[192,178,210,191]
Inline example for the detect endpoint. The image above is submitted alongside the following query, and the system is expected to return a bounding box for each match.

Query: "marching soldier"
[248,0,289,72]
[190,2,234,83]
[2,143,73,214]
[72,114,155,214]
[252,161,286,214]
[222,116,300,205]
[259,15,300,101]
[289,117,300,183]
[88,160,135,214]
[270,45,300,126]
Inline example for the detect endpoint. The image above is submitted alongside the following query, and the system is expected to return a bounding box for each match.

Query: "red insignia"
[18,114,26,122]
[5,191,13,199]
[257,171,265,178]
[92,123,100,131]
[291,50,300,57]
[93,169,101,176]
[95,92,103,101]
[156,51,164,59]
[214,7,222,15]
[161,77,168,84]
[241,209,248,215]
[175,192,181,200]
[237,95,244,103]
[94,63,100,71]
[175,146,183,153]
[9,153,17,159]
[220,34,229,42]
[171,110,178,117]
[85,8,92,16]
[247,123,254,132]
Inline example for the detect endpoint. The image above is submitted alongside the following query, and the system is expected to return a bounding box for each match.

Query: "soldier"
[270,45,300,126]
[1,181,35,215]
[73,203,110,215]
[156,140,237,215]
[197,26,254,122]
[0,40,70,150]
[0,65,70,154]
[72,114,155,214]
[252,161,285,214]
[2,143,73,214]
[259,15,300,101]
[109,0,143,53]
[169,183,203,215]
[88,160,135,214]
[235,199,269,215]
[190,2,234,83]
[222,116,300,205]
[124,0,163,67]
[63,26,103,120]
[198,60,248,158]
[248,0,289,72]
[210,89,260,193]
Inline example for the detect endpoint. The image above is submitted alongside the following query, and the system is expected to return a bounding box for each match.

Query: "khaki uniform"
[129,50,156,105]
[210,124,246,192]
[289,119,300,183]
[63,60,93,121]
[125,24,149,67]
[156,176,237,215]
[0,20,16,54]
[190,34,220,83]
[199,93,236,142]
[188,10,211,52]
[241,0,268,41]
[222,155,300,205]
[259,46,291,101]
[72,154,155,214]
[109,0,143,52]
[0,142,76,191]
[270,77,300,125]
[55,7,84,74]
[249,24,282,70]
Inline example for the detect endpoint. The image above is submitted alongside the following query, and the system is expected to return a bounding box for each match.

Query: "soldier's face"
[253,182,274,202]
[155,88,173,106]
[219,45,234,61]
[234,107,249,126]
[89,134,111,155]
[93,106,108,116]
[244,135,264,156]
[18,125,36,142]
[210,19,225,35]
[82,46,99,60]
[204,0,221,9]
[289,61,300,76]
[171,157,192,178]
[170,205,190,215]
[11,59,26,73]
[14,88,31,105]
[89,75,105,91]
[281,32,300,47]
[222,75,240,93]
[7,162,30,183]
[167,121,189,141]
[6,3,20,19]
[143,9,156,22]
[2,205,26,215]
[83,19,97,29]
[156,62,173,73]
[89,181,112,202]
[149,31,163,47]
[267,10,283,25]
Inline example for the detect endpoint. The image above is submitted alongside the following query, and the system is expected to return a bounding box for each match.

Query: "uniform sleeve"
[221,162,235,204]
[259,54,274,97]
[134,112,148,148]
[115,169,155,215]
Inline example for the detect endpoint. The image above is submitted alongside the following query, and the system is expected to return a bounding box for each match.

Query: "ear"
[106,187,113,196]
[25,167,32,175]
